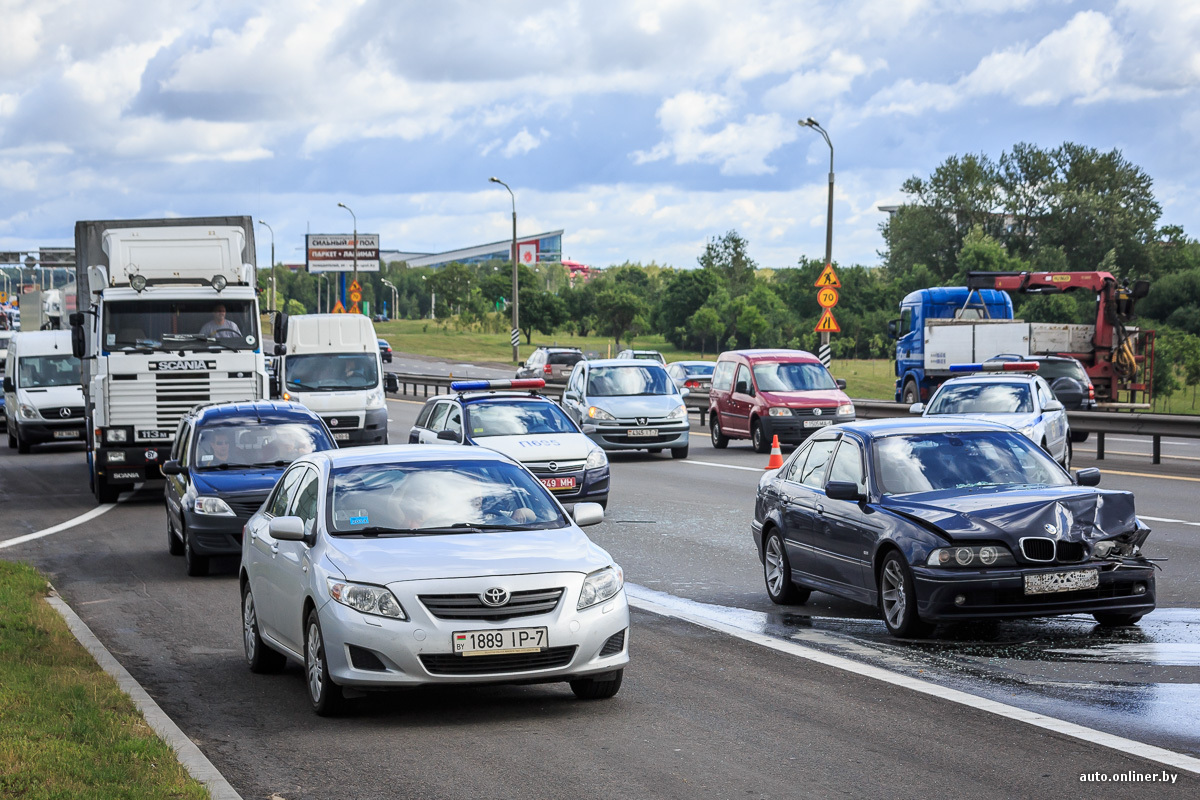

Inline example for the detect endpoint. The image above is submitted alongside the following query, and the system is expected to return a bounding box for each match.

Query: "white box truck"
[3,330,85,453]
[271,313,389,445]
[71,218,268,502]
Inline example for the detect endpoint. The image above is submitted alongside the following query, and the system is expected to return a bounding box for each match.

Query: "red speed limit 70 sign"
[817,287,839,308]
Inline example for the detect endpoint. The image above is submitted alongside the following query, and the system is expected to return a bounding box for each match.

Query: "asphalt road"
[2,387,1199,797]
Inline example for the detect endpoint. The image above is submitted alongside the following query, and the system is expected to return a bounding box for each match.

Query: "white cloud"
[0,159,38,191]
[502,128,546,158]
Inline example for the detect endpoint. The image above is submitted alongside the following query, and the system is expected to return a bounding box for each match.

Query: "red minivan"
[708,349,855,452]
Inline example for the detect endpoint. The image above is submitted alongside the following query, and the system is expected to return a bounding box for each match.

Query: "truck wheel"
[902,379,919,405]
[95,474,121,504]
[6,425,15,449]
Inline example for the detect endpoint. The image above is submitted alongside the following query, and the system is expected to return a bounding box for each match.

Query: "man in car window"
[206,429,235,466]
[199,303,242,339]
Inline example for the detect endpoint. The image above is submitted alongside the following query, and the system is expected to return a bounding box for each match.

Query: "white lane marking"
[1139,515,1200,527]
[680,459,766,473]
[626,586,1200,776]
[0,502,119,550]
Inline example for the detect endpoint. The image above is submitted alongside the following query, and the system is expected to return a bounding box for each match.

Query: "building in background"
[380,229,563,269]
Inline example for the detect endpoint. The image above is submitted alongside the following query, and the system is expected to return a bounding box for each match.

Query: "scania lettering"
[71,218,267,503]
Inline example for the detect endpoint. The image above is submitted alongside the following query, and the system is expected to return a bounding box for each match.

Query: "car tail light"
[685,379,700,388]
[1088,384,1095,399]
[543,364,553,374]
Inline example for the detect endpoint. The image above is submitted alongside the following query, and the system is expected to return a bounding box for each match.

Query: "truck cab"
[273,313,389,446]
[891,287,1012,404]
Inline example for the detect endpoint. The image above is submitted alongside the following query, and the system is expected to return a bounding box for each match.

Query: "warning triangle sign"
[331,300,346,314]
[814,309,841,333]
[814,264,841,288]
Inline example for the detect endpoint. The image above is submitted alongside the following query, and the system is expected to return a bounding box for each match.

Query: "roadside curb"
[46,588,243,800]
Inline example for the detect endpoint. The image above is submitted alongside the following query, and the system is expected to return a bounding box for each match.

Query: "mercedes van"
[272,314,388,445]
[4,330,85,453]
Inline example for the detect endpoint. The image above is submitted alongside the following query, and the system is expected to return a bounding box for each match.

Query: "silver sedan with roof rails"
[239,445,628,715]
[560,358,690,458]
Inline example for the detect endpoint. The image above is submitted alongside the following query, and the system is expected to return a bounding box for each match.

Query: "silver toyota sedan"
[239,445,629,715]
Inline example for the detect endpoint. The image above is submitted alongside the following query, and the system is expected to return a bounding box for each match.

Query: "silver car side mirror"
[572,502,604,527]
[269,516,306,541]
[909,402,925,414]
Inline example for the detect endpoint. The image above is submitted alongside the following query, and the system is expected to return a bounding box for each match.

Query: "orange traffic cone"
[765,435,784,470]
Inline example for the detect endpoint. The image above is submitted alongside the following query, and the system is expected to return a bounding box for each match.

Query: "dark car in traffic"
[162,401,336,576]
[377,338,393,363]
[753,417,1155,637]
[516,346,585,385]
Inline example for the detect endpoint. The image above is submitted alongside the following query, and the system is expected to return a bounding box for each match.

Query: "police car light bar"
[949,362,1039,373]
[450,378,546,392]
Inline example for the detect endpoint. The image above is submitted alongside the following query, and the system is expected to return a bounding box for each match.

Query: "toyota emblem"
[144,449,159,461]
[59,407,72,419]
[812,408,823,416]
[481,587,510,607]
[329,418,339,427]
[548,461,559,472]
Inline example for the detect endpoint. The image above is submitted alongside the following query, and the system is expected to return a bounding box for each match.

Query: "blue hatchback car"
[162,400,336,576]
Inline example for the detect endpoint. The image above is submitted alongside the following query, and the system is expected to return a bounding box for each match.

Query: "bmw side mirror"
[572,502,604,527]
[824,480,863,502]
[437,429,460,442]
[1074,467,1101,486]
[160,459,183,476]
[2,377,12,393]
[269,515,306,541]
[835,379,847,390]
[909,402,925,414]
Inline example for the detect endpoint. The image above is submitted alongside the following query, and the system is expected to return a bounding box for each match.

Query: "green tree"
[687,306,724,356]
[698,230,757,296]
[518,290,569,344]
[595,286,648,350]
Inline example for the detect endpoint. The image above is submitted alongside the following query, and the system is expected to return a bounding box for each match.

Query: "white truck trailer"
[70,218,268,502]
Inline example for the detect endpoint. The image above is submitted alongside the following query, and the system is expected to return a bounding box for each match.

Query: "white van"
[273,313,388,445]
[4,330,85,453]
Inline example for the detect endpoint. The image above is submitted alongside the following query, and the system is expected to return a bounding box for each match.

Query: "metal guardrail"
[385,370,1200,464]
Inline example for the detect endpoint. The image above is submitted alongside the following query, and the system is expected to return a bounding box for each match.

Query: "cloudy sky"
[2,0,1199,272]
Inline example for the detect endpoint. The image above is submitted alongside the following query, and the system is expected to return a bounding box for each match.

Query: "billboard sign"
[518,242,538,265]
[306,233,380,273]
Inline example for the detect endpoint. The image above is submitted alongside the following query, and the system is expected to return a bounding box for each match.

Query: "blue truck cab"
[889,287,1013,404]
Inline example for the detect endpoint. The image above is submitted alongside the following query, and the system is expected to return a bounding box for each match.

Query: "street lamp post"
[800,117,835,359]
[489,177,519,363]
[337,202,358,314]
[381,279,398,321]
[257,219,276,312]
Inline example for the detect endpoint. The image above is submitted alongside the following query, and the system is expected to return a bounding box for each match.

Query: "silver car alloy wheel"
[242,591,257,662]
[881,560,907,629]
[307,622,324,703]
[764,536,786,596]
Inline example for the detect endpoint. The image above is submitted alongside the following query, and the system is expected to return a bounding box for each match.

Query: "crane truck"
[70,218,268,503]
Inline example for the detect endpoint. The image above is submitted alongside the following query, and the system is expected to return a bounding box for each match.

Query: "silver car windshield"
[466,401,577,437]
[326,460,567,534]
[586,366,673,396]
[927,383,1033,414]
[873,432,1070,495]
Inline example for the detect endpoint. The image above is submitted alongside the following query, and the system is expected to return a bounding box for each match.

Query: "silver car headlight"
[585,448,608,469]
[666,404,688,419]
[193,496,235,516]
[587,406,616,421]
[578,565,623,610]
[18,403,39,420]
[328,579,407,620]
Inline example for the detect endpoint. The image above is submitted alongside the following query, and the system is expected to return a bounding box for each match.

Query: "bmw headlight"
[585,448,608,469]
[587,406,616,421]
[767,407,791,417]
[18,403,39,420]
[578,565,623,610]
[365,387,385,408]
[926,545,1016,568]
[666,404,688,419]
[193,496,235,516]
[328,579,407,619]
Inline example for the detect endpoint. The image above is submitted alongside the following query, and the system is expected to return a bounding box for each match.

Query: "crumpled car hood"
[880,487,1139,544]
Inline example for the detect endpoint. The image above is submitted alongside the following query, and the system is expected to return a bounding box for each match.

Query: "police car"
[409,379,610,509]
[912,361,1072,469]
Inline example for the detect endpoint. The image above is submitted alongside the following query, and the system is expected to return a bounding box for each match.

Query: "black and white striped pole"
[490,177,520,364]
[800,117,835,364]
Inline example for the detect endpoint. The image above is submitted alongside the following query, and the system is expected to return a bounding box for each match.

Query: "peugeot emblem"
[329,418,339,427]
[637,417,648,425]
[812,408,823,416]
[548,461,559,472]
[59,407,72,419]
[481,587,510,607]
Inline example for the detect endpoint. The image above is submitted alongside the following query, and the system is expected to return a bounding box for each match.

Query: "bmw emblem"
[481,587,510,607]
[812,408,823,416]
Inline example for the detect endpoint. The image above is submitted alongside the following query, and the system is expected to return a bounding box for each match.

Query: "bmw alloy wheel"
[765,536,786,596]
[880,559,907,629]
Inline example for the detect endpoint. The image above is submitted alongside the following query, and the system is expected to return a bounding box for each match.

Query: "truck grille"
[39,406,85,419]
[107,371,257,430]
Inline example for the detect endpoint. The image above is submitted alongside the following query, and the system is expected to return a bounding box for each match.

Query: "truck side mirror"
[71,321,86,360]
[274,343,287,356]
[272,311,288,344]
[3,377,12,393]
[887,320,898,339]
[69,312,84,327]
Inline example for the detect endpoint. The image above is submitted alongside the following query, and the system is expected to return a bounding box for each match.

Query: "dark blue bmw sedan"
[752,417,1156,637]
[162,400,336,576]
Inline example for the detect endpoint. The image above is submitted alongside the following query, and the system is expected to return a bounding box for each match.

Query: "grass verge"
[0,560,209,800]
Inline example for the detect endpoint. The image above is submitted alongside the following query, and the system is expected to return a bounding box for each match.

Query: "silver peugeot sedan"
[239,445,629,715]
[560,358,690,458]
